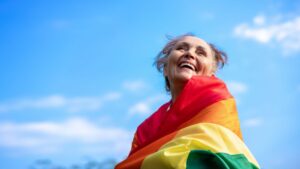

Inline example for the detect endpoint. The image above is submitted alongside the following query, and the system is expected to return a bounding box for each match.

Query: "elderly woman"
[115,35,260,169]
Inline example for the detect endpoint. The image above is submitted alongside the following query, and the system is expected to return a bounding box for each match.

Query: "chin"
[176,73,194,82]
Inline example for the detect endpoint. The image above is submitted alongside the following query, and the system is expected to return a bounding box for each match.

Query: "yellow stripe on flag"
[141,123,259,169]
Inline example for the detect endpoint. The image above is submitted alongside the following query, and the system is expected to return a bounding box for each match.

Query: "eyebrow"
[176,42,189,47]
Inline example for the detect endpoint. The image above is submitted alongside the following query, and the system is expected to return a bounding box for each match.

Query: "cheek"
[164,60,176,78]
[168,50,182,61]
[166,54,179,72]
[198,59,215,74]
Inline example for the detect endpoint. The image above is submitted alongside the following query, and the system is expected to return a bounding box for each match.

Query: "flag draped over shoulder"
[115,76,260,169]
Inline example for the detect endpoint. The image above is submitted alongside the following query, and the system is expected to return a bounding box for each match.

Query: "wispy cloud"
[128,94,169,116]
[0,92,121,113]
[242,117,263,128]
[253,15,266,26]
[234,15,300,55]
[122,80,148,92]
[0,117,132,156]
[226,81,248,96]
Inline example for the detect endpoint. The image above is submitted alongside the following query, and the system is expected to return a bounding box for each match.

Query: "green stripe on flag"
[186,150,259,169]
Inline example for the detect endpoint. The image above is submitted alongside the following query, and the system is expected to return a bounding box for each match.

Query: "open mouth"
[178,62,197,71]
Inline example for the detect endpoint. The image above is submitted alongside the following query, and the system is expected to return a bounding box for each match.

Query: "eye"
[196,47,207,57]
[176,44,188,51]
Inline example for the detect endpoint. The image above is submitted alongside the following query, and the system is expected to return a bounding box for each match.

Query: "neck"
[170,82,185,103]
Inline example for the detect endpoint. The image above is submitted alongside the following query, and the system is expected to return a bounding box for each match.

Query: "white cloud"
[122,80,148,92]
[0,92,121,113]
[226,81,248,95]
[234,15,300,55]
[128,95,169,116]
[129,102,151,116]
[253,15,266,26]
[242,117,263,128]
[0,117,132,156]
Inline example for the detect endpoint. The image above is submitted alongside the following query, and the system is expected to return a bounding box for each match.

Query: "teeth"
[179,62,195,70]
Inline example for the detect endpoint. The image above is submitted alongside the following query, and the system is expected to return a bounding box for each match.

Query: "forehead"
[176,36,211,50]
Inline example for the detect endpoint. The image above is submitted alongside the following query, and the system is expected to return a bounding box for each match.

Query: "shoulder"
[137,101,171,132]
[135,101,171,145]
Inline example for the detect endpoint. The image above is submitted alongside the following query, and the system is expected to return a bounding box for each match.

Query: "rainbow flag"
[115,76,260,169]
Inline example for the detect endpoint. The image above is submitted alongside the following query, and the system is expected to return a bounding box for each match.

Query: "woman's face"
[164,36,216,88]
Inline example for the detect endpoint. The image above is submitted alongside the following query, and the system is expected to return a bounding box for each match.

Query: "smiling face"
[163,36,216,90]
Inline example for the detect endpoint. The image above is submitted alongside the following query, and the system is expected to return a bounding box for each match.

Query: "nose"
[184,49,196,59]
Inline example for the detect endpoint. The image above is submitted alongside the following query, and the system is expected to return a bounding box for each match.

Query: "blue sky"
[0,0,300,168]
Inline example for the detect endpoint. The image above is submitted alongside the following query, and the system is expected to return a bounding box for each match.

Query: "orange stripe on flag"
[178,98,242,139]
[115,132,177,169]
